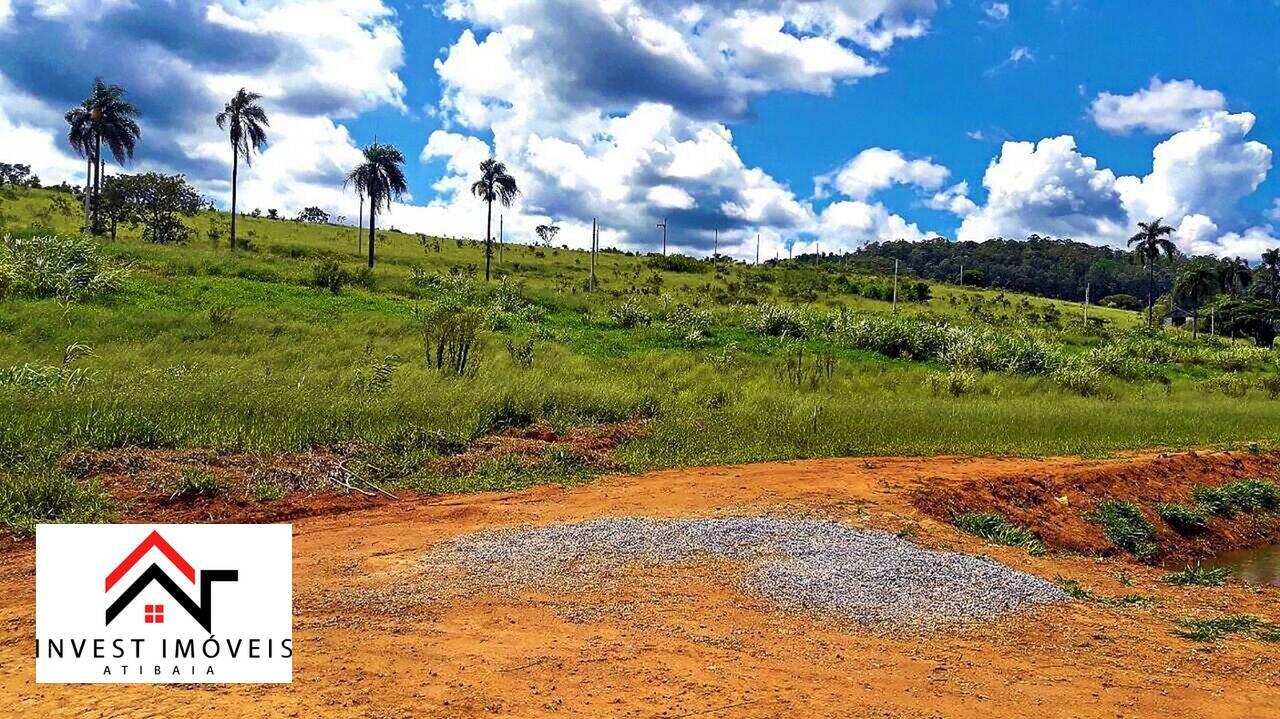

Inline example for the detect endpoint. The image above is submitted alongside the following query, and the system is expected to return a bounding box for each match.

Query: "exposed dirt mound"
[424,418,651,476]
[61,444,394,525]
[914,450,1280,564]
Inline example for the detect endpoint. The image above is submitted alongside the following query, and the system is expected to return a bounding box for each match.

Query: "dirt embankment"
[914,450,1280,564]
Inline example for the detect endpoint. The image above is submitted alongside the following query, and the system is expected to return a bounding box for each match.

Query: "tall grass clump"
[953,511,1045,554]
[0,234,129,301]
[0,468,114,535]
[1164,565,1230,587]
[749,303,806,338]
[1192,479,1279,515]
[1175,615,1280,643]
[1154,502,1210,534]
[1086,499,1158,559]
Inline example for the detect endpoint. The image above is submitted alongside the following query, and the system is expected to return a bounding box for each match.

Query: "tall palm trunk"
[367,194,377,269]
[484,198,493,282]
[82,153,92,232]
[92,132,103,235]
[1152,262,1162,330]
[230,144,239,250]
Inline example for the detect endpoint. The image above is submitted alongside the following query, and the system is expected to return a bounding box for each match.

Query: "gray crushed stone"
[425,517,1068,627]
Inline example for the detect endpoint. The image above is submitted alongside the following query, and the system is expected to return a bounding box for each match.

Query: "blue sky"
[2,1,1279,259]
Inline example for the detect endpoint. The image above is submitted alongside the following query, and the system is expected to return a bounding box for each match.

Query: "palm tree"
[1261,248,1280,307]
[1127,218,1177,328]
[64,101,97,232]
[82,79,142,234]
[1173,262,1219,340]
[344,144,407,269]
[1218,256,1252,299]
[470,159,520,282]
[215,89,269,251]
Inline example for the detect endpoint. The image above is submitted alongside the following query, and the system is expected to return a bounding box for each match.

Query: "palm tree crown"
[1127,218,1177,329]
[345,143,408,269]
[64,101,97,231]
[471,159,520,282]
[1217,256,1251,298]
[1173,261,1219,339]
[215,88,269,250]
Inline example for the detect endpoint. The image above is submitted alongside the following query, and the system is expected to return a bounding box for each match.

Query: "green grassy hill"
[3,185,1279,532]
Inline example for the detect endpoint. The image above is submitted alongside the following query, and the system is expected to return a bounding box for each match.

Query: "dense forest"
[835,235,1181,303]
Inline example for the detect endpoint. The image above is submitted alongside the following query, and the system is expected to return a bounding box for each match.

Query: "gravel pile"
[427,517,1068,627]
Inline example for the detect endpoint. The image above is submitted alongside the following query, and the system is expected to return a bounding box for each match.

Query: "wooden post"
[959,263,963,287]
[499,214,504,265]
[657,218,667,256]
[1083,283,1090,323]
[590,218,597,292]
[892,259,899,315]
[755,233,760,265]
[713,228,719,259]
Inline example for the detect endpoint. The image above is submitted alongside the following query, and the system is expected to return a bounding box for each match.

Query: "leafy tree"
[266,208,279,220]
[470,159,520,282]
[1128,218,1177,328]
[1259,248,1280,306]
[103,173,203,244]
[534,223,560,248]
[79,79,142,235]
[297,206,329,224]
[0,163,39,188]
[1173,260,1220,339]
[345,143,408,269]
[1098,294,1142,311]
[1215,299,1280,347]
[215,88,269,251]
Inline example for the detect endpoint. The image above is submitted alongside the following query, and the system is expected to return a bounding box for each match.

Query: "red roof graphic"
[105,530,196,592]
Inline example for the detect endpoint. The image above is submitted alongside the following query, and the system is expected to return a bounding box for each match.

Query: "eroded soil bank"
[2,451,1278,718]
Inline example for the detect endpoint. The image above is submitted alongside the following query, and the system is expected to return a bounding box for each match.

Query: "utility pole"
[713,228,719,259]
[357,193,364,253]
[657,218,668,256]
[755,233,760,265]
[1083,283,1091,323]
[892,259,899,315]
[815,241,820,264]
[499,214,504,265]
[590,218,597,292]
[959,263,963,287]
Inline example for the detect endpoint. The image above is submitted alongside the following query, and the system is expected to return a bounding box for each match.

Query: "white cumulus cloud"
[1090,78,1226,135]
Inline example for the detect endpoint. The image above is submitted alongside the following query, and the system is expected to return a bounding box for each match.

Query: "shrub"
[0,234,129,301]
[646,253,707,273]
[1261,375,1280,400]
[207,304,234,327]
[609,299,652,328]
[953,512,1045,554]
[925,368,977,398]
[311,258,347,294]
[662,304,711,345]
[1199,374,1250,398]
[1051,359,1106,397]
[506,339,535,369]
[749,304,806,338]
[415,304,483,376]
[1086,499,1158,559]
[1155,502,1210,534]
[1164,565,1230,587]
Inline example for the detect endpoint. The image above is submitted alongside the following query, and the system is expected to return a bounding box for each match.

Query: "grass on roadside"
[1163,565,1231,587]
[953,511,1045,555]
[1086,499,1159,559]
[1054,576,1155,608]
[1175,615,1280,643]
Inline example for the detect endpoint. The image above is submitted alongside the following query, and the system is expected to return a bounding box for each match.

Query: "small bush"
[1260,375,1280,400]
[953,512,1045,554]
[1053,577,1154,607]
[609,300,652,328]
[251,481,286,502]
[169,469,225,500]
[926,368,977,398]
[207,304,234,327]
[1198,374,1250,398]
[1087,499,1158,559]
[1164,565,1230,587]
[662,304,711,345]
[311,258,347,294]
[1154,502,1210,534]
[750,304,806,338]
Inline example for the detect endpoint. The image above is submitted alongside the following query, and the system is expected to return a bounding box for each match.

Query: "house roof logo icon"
[104,530,238,633]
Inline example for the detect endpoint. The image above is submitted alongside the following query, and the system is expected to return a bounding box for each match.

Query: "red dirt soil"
[2,451,1278,718]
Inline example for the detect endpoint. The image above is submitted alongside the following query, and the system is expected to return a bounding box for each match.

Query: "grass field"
[4,186,1280,532]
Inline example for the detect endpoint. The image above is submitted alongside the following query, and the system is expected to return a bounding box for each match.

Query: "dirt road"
[3,453,1278,717]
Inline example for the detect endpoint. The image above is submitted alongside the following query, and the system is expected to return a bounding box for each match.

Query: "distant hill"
[837,236,1180,303]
